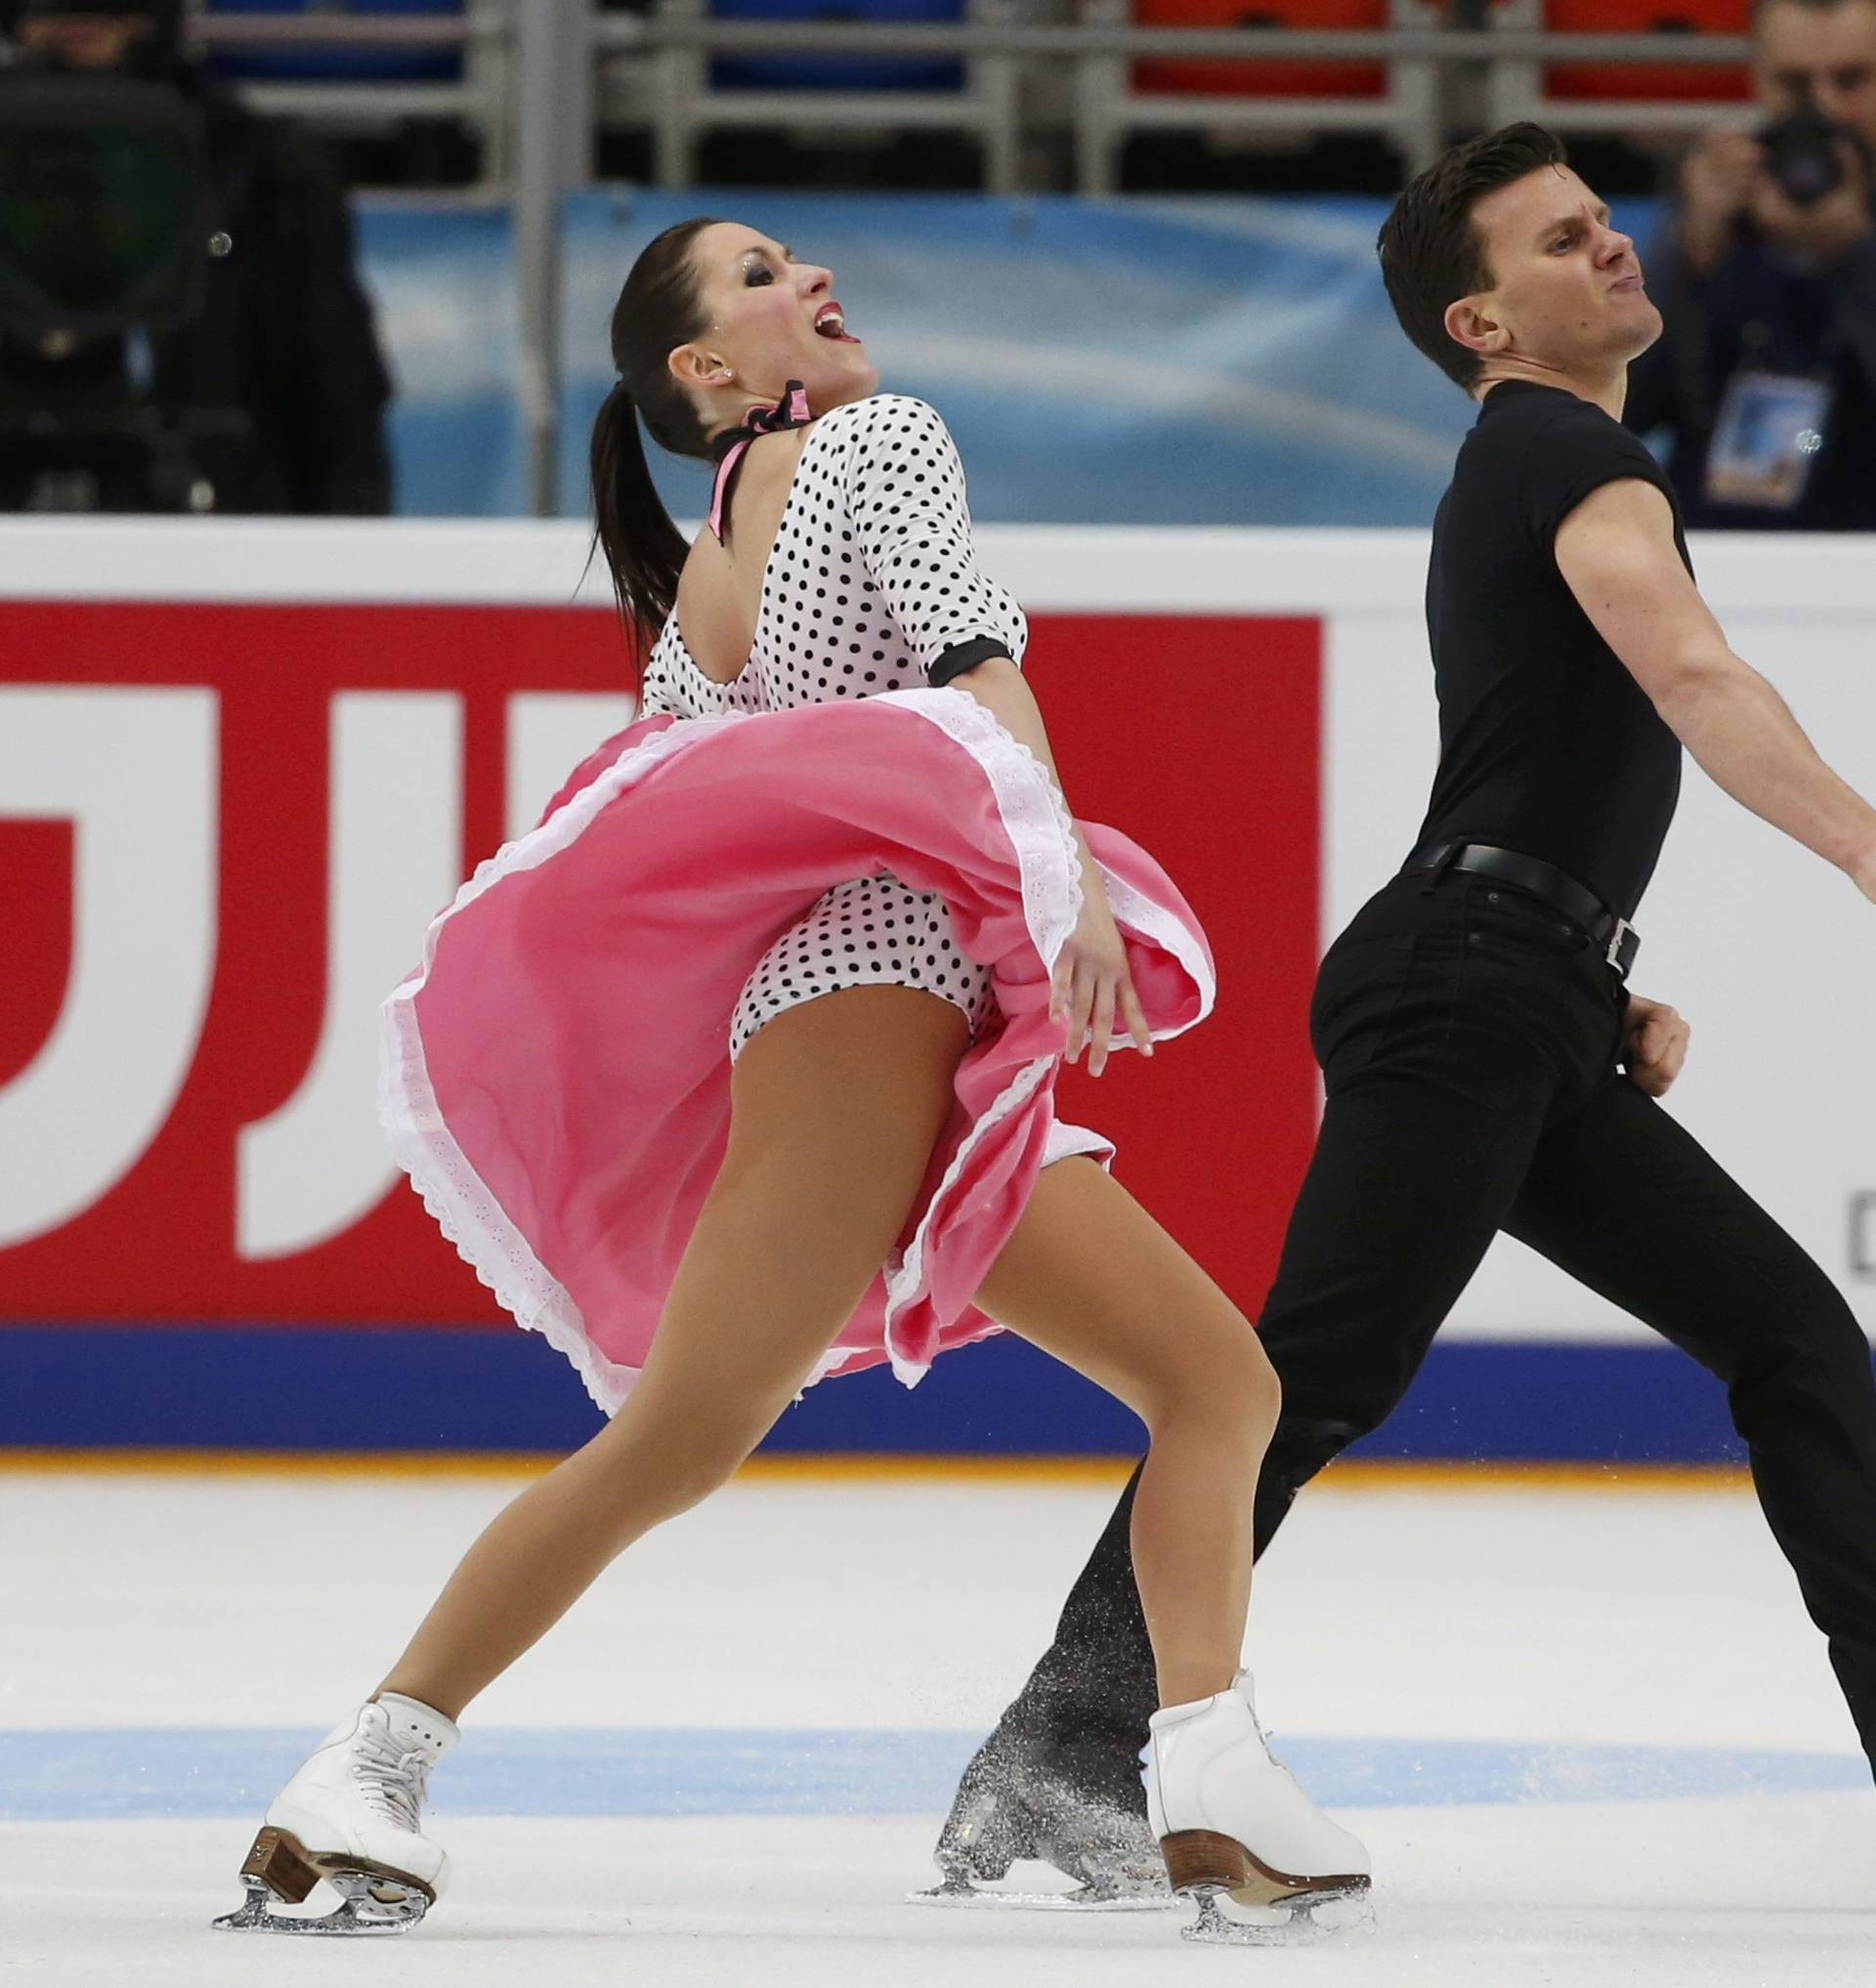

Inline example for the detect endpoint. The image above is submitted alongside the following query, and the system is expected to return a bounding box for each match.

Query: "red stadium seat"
[1132,0,1389,100]
[1536,0,1752,103]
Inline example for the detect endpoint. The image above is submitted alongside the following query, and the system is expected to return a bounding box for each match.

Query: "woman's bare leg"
[377,986,968,1719]
[972,1158,1276,1710]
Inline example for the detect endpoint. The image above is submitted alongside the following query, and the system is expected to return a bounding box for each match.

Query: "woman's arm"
[948,656,1153,1075]
[841,399,1154,1071]
[945,654,1080,842]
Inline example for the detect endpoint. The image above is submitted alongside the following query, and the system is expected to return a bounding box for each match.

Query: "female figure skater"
[214,218,1367,1947]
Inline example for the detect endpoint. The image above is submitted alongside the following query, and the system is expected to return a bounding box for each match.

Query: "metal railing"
[181,5,568,503]
[183,6,1754,63]
[167,5,1761,512]
[186,6,506,141]
[596,21,1751,63]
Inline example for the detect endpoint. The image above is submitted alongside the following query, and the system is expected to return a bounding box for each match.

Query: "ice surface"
[3,1461,1872,1984]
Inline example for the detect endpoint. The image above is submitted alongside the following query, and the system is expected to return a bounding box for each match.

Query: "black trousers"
[1015,870,1876,1774]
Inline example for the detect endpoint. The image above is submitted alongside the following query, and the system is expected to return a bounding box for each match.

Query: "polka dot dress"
[727,878,1000,1061]
[639,396,1029,1060]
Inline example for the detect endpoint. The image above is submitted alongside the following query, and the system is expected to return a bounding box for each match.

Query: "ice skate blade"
[1178,1882,1374,1946]
[213,1872,431,1937]
[911,1872,1171,1913]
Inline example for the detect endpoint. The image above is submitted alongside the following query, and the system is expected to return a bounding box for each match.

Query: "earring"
[715,367,735,383]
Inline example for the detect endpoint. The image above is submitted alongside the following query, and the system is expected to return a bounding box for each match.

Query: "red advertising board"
[3,572,1319,1332]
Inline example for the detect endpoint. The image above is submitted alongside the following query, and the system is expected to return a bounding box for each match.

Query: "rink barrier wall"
[0,1449,1755,1489]
[0,1326,1754,1463]
[4,520,1873,1460]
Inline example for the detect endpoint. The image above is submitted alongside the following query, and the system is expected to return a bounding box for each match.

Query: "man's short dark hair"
[1377,123,1569,391]
[1751,0,1875,24]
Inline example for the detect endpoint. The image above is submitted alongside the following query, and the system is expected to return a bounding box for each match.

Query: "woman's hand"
[1051,859,1153,1078]
[937,657,1156,1075]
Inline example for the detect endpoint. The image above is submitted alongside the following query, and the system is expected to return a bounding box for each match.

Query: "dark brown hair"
[1377,124,1568,391]
[589,216,725,660]
[1751,0,1874,21]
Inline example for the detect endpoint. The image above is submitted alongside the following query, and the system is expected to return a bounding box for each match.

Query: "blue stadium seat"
[708,0,967,95]
[200,0,463,84]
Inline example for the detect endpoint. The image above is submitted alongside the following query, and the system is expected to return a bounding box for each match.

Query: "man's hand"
[1623,995,1691,1097]
[1748,141,1874,264]
[1853,844,1876,905]
[1682,127,1766,274]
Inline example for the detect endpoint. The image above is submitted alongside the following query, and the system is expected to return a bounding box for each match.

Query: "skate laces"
[1243,1696,1302,1786]
[352,1722,430,1831]
[1256,1719,1311,1797]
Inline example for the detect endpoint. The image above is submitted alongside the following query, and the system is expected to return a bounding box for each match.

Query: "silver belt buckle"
[1605,917,1634,970]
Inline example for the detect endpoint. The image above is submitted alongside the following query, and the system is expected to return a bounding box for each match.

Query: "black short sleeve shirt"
[1417,379,1688,921]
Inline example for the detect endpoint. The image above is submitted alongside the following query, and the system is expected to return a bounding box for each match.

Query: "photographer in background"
[0,0,392,513]
[1626,0,1876,529]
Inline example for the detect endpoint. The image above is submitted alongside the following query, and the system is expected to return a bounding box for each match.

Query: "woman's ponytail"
[590,380,688,668]
[589,215,726,678]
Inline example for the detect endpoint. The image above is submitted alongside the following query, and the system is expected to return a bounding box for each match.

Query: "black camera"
[0,65,208,338]
[1756,101,1863,207]
[0,61,236,510]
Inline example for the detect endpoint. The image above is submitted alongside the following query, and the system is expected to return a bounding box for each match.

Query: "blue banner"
[359,190,1666,525]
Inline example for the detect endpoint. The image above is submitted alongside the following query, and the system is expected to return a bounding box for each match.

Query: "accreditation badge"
[1704,368,1832,510]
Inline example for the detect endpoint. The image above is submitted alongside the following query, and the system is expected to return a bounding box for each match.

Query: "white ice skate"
[212,1694,458,1936]
[1146,1671,1371,1945]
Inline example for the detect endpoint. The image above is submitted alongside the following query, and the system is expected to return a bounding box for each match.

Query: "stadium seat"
[1075,0,1441,192]
[622,0,1022,190]
[1132,0,1387,102]
[1540,0,1752,104]
[198,0,465,84]
[1486,0,1753,133]
[708,0,967,94]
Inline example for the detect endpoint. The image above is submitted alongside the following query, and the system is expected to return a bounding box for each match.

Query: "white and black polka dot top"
[638,394,1027,720]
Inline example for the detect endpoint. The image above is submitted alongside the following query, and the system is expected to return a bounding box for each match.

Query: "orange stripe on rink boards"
[0,1447,1134,1486]
[0,1447,1750,1493]
[1317,1458,1750,1496]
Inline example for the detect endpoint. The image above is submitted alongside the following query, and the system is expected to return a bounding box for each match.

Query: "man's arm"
[1554,477,1876,901]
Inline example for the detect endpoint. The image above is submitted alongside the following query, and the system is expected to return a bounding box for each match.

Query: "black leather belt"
[1402,840,1641,980]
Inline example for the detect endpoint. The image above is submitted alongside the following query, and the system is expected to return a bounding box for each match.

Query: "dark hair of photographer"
[0,0,393,515]
[0,0,183,76]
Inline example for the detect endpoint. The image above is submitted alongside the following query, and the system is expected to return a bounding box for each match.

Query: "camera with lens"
[0,12,234,511]
[1756,100,1870,207]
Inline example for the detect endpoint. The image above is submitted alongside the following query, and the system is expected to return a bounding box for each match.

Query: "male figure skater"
[933,123,1876,1896]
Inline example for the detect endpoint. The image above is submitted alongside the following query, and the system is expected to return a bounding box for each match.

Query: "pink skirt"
[378,688,1215,1413]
